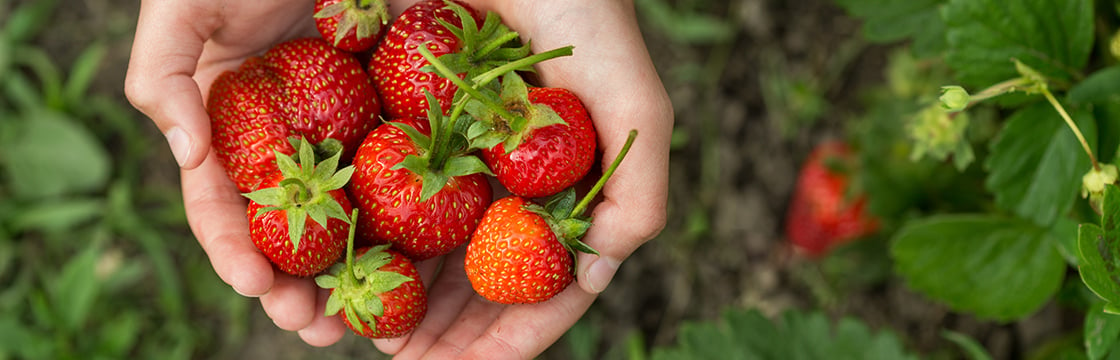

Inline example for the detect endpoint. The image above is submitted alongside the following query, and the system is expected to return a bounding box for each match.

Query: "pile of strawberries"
[205,0,635,339]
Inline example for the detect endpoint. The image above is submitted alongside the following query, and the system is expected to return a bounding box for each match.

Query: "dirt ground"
[40,0,1082,358]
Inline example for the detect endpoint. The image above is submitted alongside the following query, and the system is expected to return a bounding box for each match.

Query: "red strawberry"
[348,110,492,260]
[316,211,426,338]
[784,141,880,257]
[314,0,390,52]
[208,37,379,192]
[469,73,597,198]
[465,130,637,304]
[244,139,354,277]
[368,0,529,119]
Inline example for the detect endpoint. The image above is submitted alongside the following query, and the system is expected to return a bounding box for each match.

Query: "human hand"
[124,0,357,346]
[372,0,673,358]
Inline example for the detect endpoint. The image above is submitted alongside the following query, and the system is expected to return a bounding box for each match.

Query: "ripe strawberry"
[468,73,597,198]
[243,139,354,277]
[208,37,379,193]
[314,0,390,52]
[465,130,637,304]
[317,211,426,338]
[784,141,880,257]
[368,0,529,119]
[348,103,493,260]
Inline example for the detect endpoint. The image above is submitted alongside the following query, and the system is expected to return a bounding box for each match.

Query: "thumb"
[124,0,215,169]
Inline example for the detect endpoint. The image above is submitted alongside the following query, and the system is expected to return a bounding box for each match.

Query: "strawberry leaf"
[651,308,919,360]
[941,0,1093,88]
[1069,66,1120,105]
[891,215,1064,321]
[834,0,946,58]
[1078,185,1120,313]
[1085,301,1120,360]
[985,102,1094,227]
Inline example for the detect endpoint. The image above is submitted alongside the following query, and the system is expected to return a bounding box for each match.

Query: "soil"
[35,0,1079,358]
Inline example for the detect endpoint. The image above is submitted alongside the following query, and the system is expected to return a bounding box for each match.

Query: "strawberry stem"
[1040,86,1099,171]
[344,208,359,277]
[417,44,521,122]
[570,130,638,218]
[472,46,574,88]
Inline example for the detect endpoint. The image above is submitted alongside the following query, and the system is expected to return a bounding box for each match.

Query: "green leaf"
[63,41,107,106]
[324,292,344,316]
[1080,185,1120,308]
[50,244,102,331]
[8,198,104,232]
[891,215,1065,321]
[3,0,60,42]
[985,102,1094,227]
[835,0,948,57]
[1,110,111,199]
[442,155,492,178]
[1087,301,1120,360]
[286,208,306,251]
[651,308,918,360]
[942,330,994,360]
[942,0,1093,87]
[1070,66,1120,105]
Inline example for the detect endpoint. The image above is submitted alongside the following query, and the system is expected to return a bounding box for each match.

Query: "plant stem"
[472,46,574,87]
[1040,87,1098,171]
[571,130,639,218]
[344,209,358,278]
[417,45,521,122]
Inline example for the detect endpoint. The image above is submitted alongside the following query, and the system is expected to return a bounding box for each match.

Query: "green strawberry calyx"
[416,41,574,154]
[526,130,639,269]
[242,137,354,252]
[389,90,494,203]
[316,210,414,330]
[464,72,567,153]
[432,0,532,82]
[314,0,390,47]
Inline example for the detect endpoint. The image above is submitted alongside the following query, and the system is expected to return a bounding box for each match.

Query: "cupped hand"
[373,0,673,359]
[124,0,354,347]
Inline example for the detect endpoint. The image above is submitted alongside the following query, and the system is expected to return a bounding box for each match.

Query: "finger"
[455,287,597,360]
[298,289,348,347]
[260,273,318,331]
[125,0,220,169]
[182,152,275,296]
[373,247,477,356]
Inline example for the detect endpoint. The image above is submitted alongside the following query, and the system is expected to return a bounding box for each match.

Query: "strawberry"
[347,98,493,260]
[467,73,597,198]
[314,0,390,52]
[465,130,637,304]
[208,37,379,193]
[317,211,426,338]
[784,141,880,257]
[368,0,530,119]
[243,138,354,277]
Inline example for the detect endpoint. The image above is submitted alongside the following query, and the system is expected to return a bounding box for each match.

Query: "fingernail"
[586,257,621,293]
[164,127,192,167]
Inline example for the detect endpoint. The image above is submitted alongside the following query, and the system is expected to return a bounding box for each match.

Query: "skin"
[124,0,672,358]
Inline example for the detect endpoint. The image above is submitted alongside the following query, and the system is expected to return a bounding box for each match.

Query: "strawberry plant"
[832,0,1120,357]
